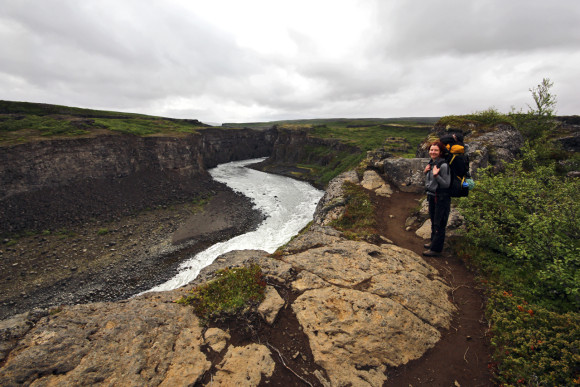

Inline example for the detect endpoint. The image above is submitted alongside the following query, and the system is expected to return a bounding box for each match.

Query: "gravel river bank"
[0,183,263,321]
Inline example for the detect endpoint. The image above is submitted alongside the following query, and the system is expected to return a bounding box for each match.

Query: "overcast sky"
[1,0,579,123]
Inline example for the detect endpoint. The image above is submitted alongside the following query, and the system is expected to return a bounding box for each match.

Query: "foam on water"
[144,158,324,292]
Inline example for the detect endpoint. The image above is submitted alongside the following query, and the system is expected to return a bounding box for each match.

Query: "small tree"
[529,78,557,117]
[510,78,558,142]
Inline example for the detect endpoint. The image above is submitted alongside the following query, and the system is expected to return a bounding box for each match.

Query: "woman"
[423,141,451,257]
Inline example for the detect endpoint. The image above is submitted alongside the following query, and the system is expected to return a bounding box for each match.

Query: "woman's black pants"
[427,193,451,253]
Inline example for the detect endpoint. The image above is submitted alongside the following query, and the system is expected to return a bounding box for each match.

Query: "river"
[146,158,324,292]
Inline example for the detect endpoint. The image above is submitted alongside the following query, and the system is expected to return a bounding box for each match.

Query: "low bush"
[486,290,579,386]
[455,144,580,385]
[176,264,266,325]
[458,146,579,311]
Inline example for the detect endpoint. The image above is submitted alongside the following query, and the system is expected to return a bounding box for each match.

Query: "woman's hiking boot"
[422,250,441,257]
[423,243,431,249]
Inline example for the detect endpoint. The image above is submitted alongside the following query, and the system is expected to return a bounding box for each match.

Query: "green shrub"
[176,264,266,325]
[469,107,516,127]
[458,146,580,311]
[487,290,579,386]
[455,142,580,385]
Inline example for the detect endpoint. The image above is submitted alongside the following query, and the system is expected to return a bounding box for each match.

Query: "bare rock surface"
[212,343,275,386]
[293,286,440,386]
[0,289,211,386]
[360,170,393,197]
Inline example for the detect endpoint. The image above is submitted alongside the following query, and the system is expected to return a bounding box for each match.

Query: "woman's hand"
[432,165,440,176]
[424,164,431,174]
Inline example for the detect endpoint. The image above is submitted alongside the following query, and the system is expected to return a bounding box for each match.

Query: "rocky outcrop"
[361,123,525,195]
[464,124,525,173]
[382,158,429,193]
[0,289,211,386]
[313,170,359,226]
[415,123,524,176]
[0,171,457,387]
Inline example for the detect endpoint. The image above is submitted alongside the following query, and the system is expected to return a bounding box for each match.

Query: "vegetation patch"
[0,100,210,145]
[330,182,377,240]
[176,264,266,325]
[308,121,430,158]
[451,80,580,385]
[455,146,579,385]
[484,290,579,386]
[437,108,516,133]
[187,194,213,214]
[97,228,110,236]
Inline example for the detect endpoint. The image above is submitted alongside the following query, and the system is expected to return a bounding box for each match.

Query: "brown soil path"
[374,190,494,387]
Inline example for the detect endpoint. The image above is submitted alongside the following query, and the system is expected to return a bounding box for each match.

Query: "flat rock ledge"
[0,172,457,387]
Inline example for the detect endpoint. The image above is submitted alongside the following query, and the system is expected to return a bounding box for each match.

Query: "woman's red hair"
[430,141,447,155]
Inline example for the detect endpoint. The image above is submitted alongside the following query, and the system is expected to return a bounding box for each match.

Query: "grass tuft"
[330,182,377,240]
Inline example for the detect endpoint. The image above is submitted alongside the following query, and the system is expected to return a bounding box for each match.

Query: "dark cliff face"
[251,128,360,188]
[0,128,275,233]
[197,128,277,168]
[267,128,357,165]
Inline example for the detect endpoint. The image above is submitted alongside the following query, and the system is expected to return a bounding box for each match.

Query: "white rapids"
[145,158,324,293]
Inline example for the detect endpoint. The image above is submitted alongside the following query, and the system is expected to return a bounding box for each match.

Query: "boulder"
[466,125,524,175]
[416,219,431,239]
[258,286,285,324]
[314,170,359,226]
[282,240,454,328]
[382,158,429,193]
[361,170,393,197]
[416,207,464,240]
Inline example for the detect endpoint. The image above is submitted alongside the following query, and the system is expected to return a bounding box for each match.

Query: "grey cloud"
[1,0,257,106]
[375,0,580,57]
[0,0,578,121]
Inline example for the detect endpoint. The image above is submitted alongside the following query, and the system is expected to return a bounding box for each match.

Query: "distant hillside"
[0,100,436,160]
[0,100,212,145]
[222,117,440,130]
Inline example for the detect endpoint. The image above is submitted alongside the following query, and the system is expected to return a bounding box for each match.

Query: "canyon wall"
[266,128,358,165]
[251,127,360,188]
[0,128,276,233]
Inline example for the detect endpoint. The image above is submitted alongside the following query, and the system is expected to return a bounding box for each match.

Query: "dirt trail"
[375,190,493,386]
